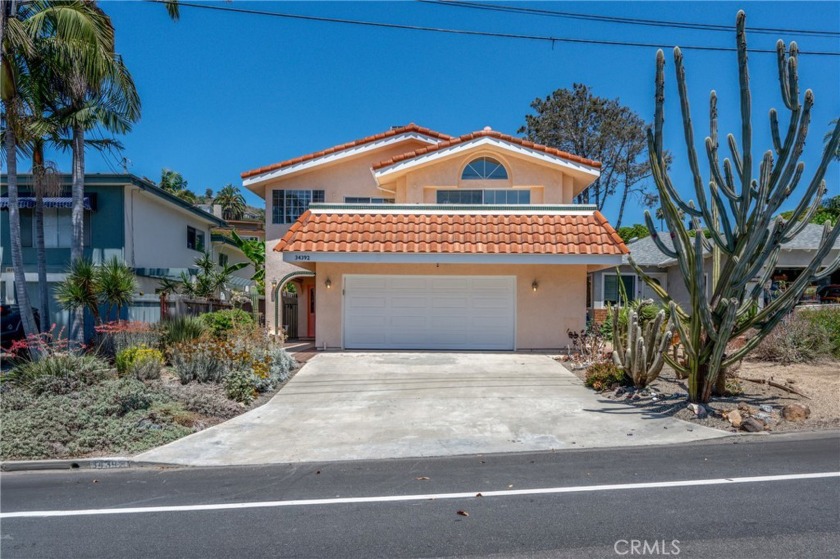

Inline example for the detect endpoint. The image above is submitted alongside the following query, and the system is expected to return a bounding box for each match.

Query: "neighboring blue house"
[1,173,230,333]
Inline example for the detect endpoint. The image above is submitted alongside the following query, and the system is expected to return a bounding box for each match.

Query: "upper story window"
[18,208,90,248]
[187,226,205,252]
[461,157,508,180]
[344,197,395,204]
[272,189,325,224]
[218,253,229,267]
[436,190,530,205]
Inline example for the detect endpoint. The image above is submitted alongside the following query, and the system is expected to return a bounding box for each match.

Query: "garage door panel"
[343,275,515,350]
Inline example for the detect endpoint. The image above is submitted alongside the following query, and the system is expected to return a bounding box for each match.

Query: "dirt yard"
[565,359,840,433]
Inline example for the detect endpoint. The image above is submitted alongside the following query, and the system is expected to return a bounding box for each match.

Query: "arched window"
[461,157,508,180]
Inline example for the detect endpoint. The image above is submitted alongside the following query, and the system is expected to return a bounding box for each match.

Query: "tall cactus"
[611,305,675,388]
[632,10,840,403]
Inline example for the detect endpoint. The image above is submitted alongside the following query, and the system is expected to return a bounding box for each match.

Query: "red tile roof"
[274,210,627,255]
[241,124,453,179]
[372,129,602,171]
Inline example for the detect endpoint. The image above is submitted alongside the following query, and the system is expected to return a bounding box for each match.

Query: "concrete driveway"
[136,353,727,466]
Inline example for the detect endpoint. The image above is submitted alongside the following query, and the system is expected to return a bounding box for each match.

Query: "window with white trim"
[18,208,90,248]
[436,190,530,204]
[461,157,508,180]
[344,197,395,204]
[272,189,325,224]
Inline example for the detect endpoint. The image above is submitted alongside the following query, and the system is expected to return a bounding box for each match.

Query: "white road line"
[2,472,837,519]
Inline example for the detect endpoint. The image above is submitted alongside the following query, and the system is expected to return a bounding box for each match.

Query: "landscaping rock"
[614,387,626,397]
[754,412,772,422]
[687,403,707,418]
[726,409,743,428]
[782,403,811,422]
[759,404,774,414]
[741,417,765,432]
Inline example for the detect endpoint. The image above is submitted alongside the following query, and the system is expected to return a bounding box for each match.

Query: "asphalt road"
[2,433,839,559]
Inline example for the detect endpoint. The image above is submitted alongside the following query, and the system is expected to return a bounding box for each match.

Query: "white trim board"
[283,252,624,265]
[243,133,442,187]
[373,136,601,180]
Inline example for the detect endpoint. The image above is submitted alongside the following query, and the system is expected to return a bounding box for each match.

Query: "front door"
[307,286,316,338]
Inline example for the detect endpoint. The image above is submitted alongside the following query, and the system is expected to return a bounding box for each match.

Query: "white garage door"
[343,275,516,350]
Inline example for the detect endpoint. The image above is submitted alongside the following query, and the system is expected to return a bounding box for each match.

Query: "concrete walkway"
[136,353,728,466]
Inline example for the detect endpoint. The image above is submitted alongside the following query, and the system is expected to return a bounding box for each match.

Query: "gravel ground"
[563,358,840,433]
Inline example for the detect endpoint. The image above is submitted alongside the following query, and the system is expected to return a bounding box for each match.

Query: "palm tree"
[3,0,119,346]
[159,168,198,203]
[54,258,100,338]
[96,256,136,320]
[214,184,246,220]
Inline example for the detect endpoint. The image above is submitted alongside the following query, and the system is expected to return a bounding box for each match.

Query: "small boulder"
[614,387,626,397]
[782,403,811,422]
[687,403,707,418]
[754,412,772,422]
[726,409,743,428]
[741,417,765,432]
[759,404,774,414]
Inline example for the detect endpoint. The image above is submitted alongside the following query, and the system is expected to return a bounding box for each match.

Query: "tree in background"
[632,11,839,403]
[159,168,197,203]
[519,83,659,223]
[214,183,246,220]
[616,223,651,243]
[229,230,265,292]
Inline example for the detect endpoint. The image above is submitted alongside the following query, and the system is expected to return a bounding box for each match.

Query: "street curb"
[1,458,177,472]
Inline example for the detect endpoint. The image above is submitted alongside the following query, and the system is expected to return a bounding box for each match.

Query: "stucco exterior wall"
[310,262,587,350]
[376,150,573,205]
[262,140,431,242]
[126,186,215,269]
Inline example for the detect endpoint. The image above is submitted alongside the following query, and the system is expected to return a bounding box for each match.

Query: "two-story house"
[243,124,628,350]
[1,173,229,330]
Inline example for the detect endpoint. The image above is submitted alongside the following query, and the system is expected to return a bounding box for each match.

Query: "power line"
[145,1,840,57]
[420,0,840,39]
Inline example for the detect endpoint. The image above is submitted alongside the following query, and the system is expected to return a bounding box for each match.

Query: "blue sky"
[69,1,840,226]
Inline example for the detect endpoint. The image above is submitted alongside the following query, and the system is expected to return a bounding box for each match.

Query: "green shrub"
[0,378,190,460]
[159,382,242,419]
[169,339,227,384]
[95,321,161,360]
[116,345,165,380]
[798,307,840,358]
[4,353,109,394]
[752,312,832,364]
[161,316,207,347]
[224,369,257,404]
[584,362,628,391]
[199,309,255,337]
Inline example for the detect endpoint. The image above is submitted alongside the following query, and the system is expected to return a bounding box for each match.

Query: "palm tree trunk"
[71,123,85,263]
[33,144,50,332]
[4,117,40,343]
[615,176,630,230]
[71,123,86,342]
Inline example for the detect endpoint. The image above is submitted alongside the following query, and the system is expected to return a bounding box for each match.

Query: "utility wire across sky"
[419,0,840,39]
[145,1,840,57]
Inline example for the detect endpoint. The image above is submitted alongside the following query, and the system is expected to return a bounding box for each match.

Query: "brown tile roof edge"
[273,209,311,252]
[273,210,628,254]
[371,130,602,171]
[593,210,630,254]
[241,124,454,180]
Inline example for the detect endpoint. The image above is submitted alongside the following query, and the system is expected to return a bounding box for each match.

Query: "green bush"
[116,345,165,380]
[584,362,628,391]
[225,369,257,404]
[752,312,832,364]
[159,382,243,419]
[4,353,109,394]
[0,378,191,460]
[798,307,840,358]
[161,316,207,347]
[169,339,227,384]
[200,309,255,337]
